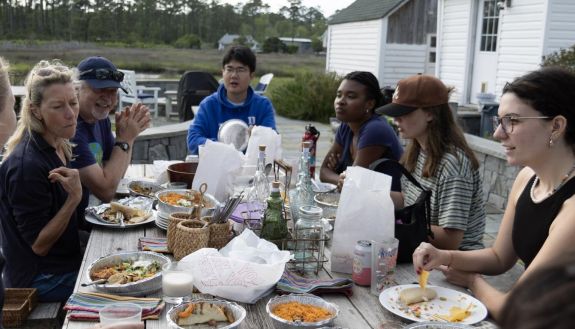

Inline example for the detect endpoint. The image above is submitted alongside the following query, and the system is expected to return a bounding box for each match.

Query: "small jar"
[294,205,324,273]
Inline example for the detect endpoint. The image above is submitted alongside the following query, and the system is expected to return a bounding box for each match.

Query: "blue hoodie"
[187,84,277,154]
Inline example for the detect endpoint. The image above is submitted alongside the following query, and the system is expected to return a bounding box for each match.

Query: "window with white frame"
[480,0,500,52]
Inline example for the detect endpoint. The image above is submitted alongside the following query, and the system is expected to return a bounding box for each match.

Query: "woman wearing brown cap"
[377,74,486,251]
[412,67,575,320]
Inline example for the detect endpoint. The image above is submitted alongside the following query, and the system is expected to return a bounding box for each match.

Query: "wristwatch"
[114,141,130,152]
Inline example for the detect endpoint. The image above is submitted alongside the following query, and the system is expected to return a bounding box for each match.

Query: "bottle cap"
[302,141,311,148]
[272,181,281,188]
[259,145,266,151]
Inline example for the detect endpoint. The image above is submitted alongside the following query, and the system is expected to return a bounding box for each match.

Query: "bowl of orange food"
[266,294,339,328]
[167,299,246,328]
[155,189,221,220]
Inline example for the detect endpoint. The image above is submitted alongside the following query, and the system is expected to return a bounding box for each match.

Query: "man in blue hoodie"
[187,46,276,154]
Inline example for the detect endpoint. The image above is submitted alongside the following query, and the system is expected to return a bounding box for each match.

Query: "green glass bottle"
[260,181,289,247]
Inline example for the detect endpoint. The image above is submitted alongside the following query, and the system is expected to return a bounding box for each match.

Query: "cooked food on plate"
[272,301,333,323]
[418,270,429,289]
[101,202,151,224]
[177,302,235,326]
[159,191,204,208]
[433,304,473,322]
[130,183,156,197]
[399,287,438,305]
[91,259,161,285]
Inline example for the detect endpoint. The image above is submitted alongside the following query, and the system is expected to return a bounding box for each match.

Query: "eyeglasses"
[493,115,552,134]
[223,66,249,75]
[79,68,124,82]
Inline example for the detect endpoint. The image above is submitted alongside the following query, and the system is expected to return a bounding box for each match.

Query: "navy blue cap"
[77,56,126,92]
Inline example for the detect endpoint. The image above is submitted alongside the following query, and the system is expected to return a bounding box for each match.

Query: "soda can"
[352,240,372,286]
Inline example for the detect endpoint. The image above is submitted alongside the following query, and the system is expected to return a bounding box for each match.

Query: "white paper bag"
[192,140,245,201]
[245,126,282,166]
[330,166,395,274]
[179,230,292,303]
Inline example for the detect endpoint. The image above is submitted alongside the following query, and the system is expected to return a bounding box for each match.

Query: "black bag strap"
[369,158,434,238]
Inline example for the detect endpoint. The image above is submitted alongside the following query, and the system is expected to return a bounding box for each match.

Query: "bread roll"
[399,287,438,305]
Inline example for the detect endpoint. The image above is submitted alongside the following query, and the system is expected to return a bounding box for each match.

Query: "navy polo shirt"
[0,132,82,288]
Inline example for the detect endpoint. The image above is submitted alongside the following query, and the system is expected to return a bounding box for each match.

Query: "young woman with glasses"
[413,67,575,321]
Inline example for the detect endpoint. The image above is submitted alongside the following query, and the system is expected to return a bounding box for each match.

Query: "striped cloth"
[276,270,354,295]
[64,292,164,321]
[138,237,169,253]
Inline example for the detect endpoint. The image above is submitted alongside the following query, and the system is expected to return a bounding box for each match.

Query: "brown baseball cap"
[376,74,449,117]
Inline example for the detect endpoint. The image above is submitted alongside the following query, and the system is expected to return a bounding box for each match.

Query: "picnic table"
[62,164,523,329]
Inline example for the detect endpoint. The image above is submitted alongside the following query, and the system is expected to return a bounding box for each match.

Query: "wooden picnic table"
[62,164,523,329]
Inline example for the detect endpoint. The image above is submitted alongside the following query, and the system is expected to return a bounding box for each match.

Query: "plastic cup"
[162,261,194,304]
[99,303,142,324]
[370,237,399,296]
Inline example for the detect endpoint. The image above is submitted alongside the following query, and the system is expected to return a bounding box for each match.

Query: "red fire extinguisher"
[303,124,320,178]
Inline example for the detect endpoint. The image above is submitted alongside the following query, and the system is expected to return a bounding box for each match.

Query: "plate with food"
[86,251,170,296]
[379,284,487,325]
[167,299,246,328]
[129,180,164,198]
[86,196,155,228]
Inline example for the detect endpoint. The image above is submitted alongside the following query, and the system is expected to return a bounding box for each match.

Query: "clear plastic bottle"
[294,205,325,273]
[260,181,289,246]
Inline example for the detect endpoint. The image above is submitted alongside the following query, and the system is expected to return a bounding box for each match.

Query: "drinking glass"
[168,182,187,189]
[162,261,194,304]
[370,237,399,296]
[99,303,142,324]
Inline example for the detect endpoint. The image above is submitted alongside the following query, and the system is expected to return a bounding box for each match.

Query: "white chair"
[117,69,161,117]
[254,73,273,95]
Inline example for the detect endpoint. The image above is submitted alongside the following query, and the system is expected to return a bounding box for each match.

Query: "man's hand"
[325,152,340,170]
[115,103,151,143]
[48,167,82,204]
[337,171,346,191]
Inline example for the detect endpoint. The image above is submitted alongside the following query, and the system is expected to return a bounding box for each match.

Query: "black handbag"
[370,159,434,263]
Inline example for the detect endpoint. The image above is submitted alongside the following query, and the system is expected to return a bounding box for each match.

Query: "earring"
[549,137,554,148]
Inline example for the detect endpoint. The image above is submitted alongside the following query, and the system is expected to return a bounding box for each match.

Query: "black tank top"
[513,175,575,268]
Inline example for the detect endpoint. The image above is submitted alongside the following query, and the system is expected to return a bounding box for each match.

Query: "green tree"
[542,45,575,72]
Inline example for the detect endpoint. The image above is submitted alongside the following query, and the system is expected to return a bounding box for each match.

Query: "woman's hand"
[437,265,480,289]
[412,242,452,273]
[48,167,82,204]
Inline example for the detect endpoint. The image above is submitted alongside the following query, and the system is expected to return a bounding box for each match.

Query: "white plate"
[379,284,487,325]
[116,178,131,195]
[86,210,157,228]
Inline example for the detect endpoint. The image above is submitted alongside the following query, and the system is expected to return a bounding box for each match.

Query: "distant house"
[325,0,438,87]
[279,37,313,54]
[437,0,575,105]
[218,33,260,52]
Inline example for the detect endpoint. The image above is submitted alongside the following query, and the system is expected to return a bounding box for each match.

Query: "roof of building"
[218,33,258,45]
[328,0,406,25]
[279,37,312,43]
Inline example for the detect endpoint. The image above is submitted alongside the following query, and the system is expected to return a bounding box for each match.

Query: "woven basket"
[167,213,196,253]
[2,288,38,328]
[208,221,231,249]
[173,219,209,260]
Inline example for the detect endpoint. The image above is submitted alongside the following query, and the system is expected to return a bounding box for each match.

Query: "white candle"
[162,271,194,297]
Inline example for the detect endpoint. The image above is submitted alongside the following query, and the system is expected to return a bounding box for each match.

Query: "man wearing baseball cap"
[72,56,151,229]
[376,74,486,251]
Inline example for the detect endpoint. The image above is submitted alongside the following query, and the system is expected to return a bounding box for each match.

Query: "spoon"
[249,163,273,185]
[81,279,107,287]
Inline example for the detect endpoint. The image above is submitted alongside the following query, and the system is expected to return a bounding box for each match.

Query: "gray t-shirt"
[402,148,486,250]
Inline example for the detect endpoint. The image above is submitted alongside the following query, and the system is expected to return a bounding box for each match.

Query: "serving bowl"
[167,298,246,329]
[128,180,164,198]
[86,251,170,296]
[266,294,339,328]
[313,193,340,220]
[156,189,221,220]
[167,162,199,189]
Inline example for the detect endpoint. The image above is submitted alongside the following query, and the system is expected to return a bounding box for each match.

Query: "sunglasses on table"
[79,68,124,82]
[492,116,552,134]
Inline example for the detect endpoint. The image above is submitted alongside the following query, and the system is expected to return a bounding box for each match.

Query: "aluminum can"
[352,240,372,286]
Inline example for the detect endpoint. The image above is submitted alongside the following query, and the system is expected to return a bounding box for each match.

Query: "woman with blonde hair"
[377,74,485,251]
[0,60,83,302]
[0,56,17,146]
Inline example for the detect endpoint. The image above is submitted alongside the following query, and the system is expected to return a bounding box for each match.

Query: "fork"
[118,211,126,228]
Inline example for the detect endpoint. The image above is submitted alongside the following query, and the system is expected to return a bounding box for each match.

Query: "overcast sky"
[221,0,355,17]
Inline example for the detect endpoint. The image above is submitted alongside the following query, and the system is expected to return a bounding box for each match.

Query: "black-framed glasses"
[79,68,124,82]
[223,66,249,75]
[493,115,552,134]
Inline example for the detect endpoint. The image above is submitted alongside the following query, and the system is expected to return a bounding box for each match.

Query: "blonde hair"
[4,60,76,160]
[0,57,10,109]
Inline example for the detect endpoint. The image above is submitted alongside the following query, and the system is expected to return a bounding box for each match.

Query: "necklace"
[531,162,575,200]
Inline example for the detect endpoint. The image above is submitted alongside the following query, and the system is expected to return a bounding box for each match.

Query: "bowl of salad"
[155,189,221,220]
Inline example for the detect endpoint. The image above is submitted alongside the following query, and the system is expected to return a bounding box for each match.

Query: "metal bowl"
[402,323,473,328]
[128,180,164,198]
[312,182,337,194]
[218,119,249,151]
[86,251,170,296]
[313,193,340,220]
[155,189,221,219]
[167,298,247,329]
[266,294,339,328]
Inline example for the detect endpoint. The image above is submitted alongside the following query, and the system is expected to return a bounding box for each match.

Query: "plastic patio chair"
[117,69,161,117]
[254,73,274,95]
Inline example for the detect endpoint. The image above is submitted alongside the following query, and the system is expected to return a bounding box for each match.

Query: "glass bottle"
[294,205,325,273]
[295,141,314,211]
[260,181,289,247]
[246,145,270,231]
